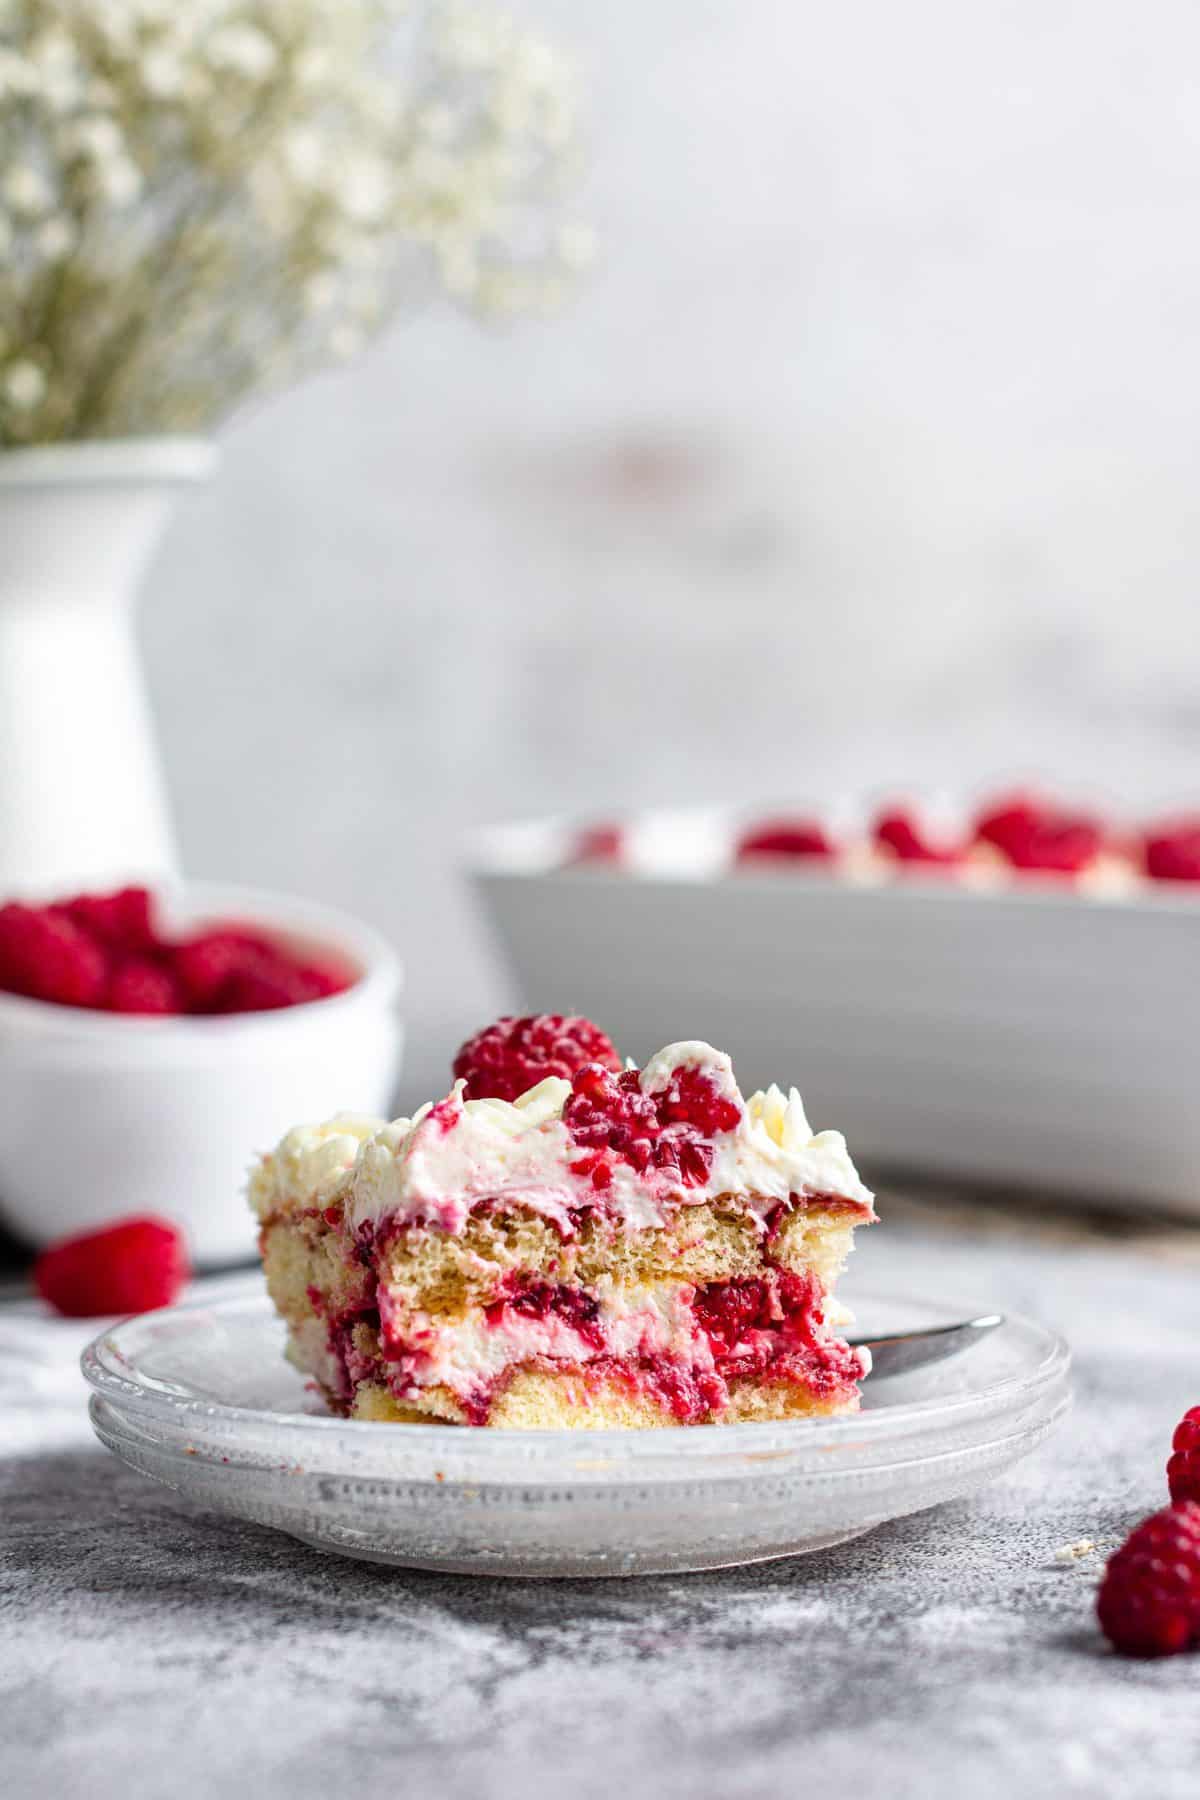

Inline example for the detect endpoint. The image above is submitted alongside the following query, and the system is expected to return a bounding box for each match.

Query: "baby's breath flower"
[286,126,326,184]
[92,156,142,206]
[328,321,364,360]
[29,28,84,112]
[293,46,332,89]
[60,114,125,161]
[205,24,278,83]
[140,49,187,99]
[0,47,37,97]
[4,164,54,216]
[303,271,338,313]
[3,359,48,410]
[34,215,75,260]
[336,153,392,225]
[0,0,586,444]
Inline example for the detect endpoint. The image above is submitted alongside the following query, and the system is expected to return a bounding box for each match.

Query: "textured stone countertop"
[3,1196,1199,1800]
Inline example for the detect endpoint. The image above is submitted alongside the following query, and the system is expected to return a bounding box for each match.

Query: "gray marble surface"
[3,1204,1199,1799]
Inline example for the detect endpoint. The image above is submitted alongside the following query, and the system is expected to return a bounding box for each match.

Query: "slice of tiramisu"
[251,1018,876,1428]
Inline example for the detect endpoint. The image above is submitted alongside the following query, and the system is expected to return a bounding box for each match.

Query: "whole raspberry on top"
[1168,1406,1200,1505]
[34,1215,190,1318]
[1096,1501,1200,1657]
[453,1014,623,1103]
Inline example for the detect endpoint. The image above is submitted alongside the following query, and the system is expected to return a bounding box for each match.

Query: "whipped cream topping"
[351,1076,576,1235]
[248,1112,385,1220]
[343,1040,873,1237]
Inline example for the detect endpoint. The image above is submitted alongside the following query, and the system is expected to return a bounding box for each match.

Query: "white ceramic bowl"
[0,882,402,1265]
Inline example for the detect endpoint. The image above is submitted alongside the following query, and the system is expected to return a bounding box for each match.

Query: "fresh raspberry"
[1143,821,1200,883]
[973,794,1102,873]
[174,933,350,1013]
[453,1014,623,1103]
[563,1059,741,1191]
[108,958,183,1015]
[215,953,339,1013]
[1096,1501,1200,1657]
[651,1062,743,1136]
[1168,1406,1200,1505]
[172,931,258,1007]
[63,885,158,954]
[0,892,353,1017]
[565,1065,661,1171]
[33,1214,190,1318]
[736,819,833,863]
[294,959,351,999]
[0,903,108,1008]
[571,824,624,865]
[874,808,964,865]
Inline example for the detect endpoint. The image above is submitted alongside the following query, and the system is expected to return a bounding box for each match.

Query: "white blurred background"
[139,0,1200,1099]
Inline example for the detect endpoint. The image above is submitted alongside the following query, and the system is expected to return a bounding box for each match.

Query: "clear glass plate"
[82,1287,1070,1577]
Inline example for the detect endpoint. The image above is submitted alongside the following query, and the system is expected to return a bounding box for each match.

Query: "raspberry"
[0,903,108,1008]
[563,1059,741,1191]
[973,794,1102,873]
[1144,822,1200,883]
[173,931,261,1007]
[216,955,334,1013]
[0,892,352,1017]
[736,819,833,863]
[1168,1406,1200,1505]
[652,1063,742,1136]
[693,1278,770,1353]
[33,1214,189,1318]
[693,1270,820,1356]
[453,1014,622,1103]
[1096,1501,1200,1657]
[174,933,350,1013]
[874,809,963,865]
[296,959,351,999]
[108,958,182,1015]
[565,1065,661,1171]
[571,824,623,865]
[63,885,158,954]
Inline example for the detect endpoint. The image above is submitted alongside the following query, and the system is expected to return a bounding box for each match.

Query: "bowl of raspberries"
[0,882,402,1264]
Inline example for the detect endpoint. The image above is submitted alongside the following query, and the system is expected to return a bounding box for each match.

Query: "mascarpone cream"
[344,1041,873,1236]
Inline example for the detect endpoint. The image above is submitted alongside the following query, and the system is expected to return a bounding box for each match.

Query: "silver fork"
[846,1312,1005,1379]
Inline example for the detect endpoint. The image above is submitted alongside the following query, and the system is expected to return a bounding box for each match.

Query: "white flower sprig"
[0,0,591,444]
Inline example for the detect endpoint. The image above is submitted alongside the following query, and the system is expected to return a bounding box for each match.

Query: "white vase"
[0,437,217,896]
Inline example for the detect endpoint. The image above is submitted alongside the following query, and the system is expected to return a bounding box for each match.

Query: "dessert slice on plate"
[251,1020,876,1428]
